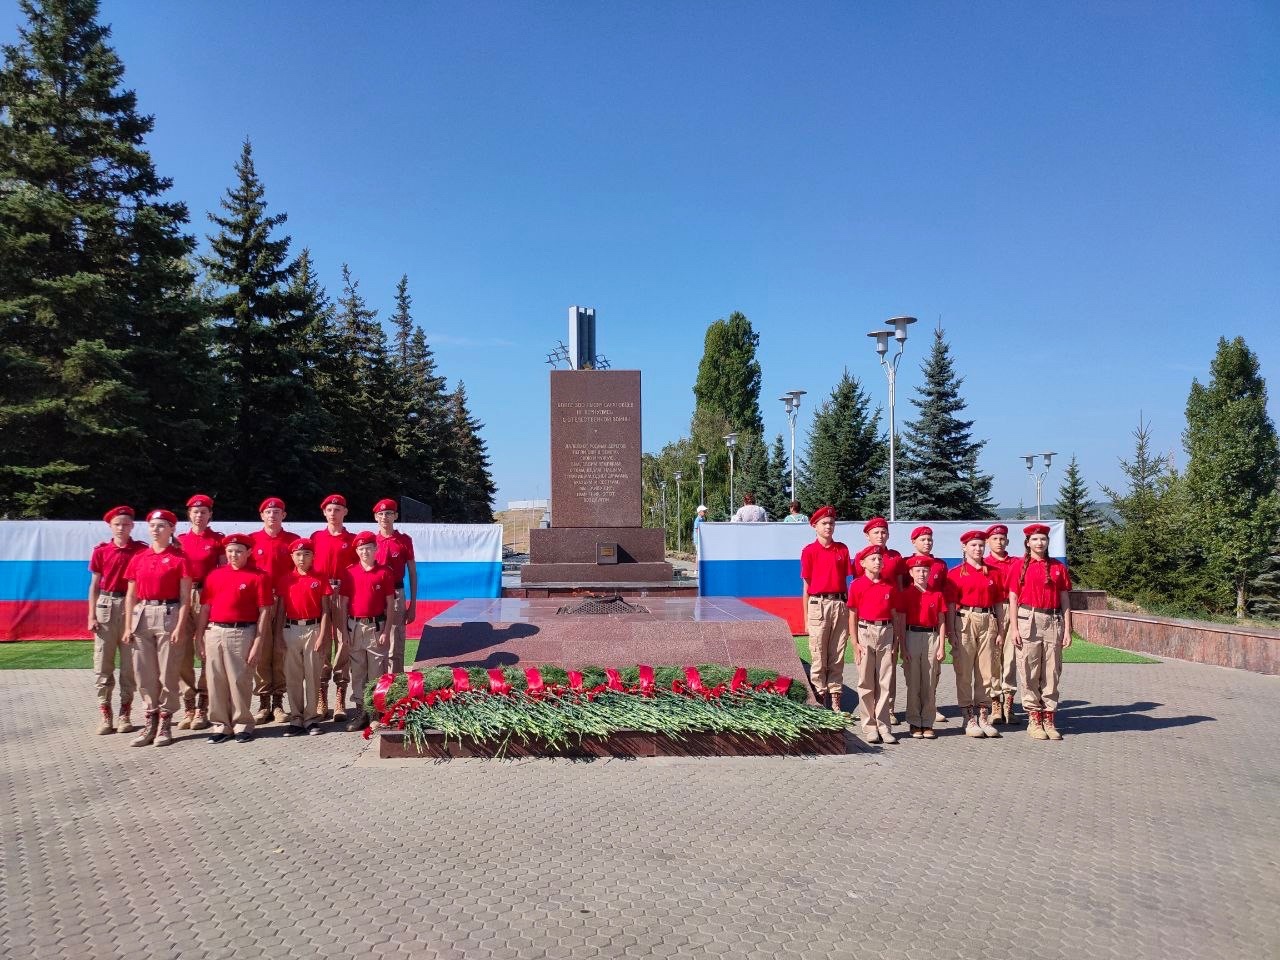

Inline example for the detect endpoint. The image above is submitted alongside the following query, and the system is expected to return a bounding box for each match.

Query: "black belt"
[139,599,178,606]
[1019,604,1061,615]
[858,618,892,626]
[285,617,321,627]
[907,626,936,633]
[99,590,126,599]
[211,620,256,628]
[958,605,994,613]
[351,616,386,625]
[809,593,845,601]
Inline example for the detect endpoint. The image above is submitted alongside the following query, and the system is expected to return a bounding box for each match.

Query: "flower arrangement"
[365,664,846,756]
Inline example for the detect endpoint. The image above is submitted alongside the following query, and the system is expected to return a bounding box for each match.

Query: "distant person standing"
[1009,524,1074,741]
[175,493,222,731]
[799,506,850,710]
[87,507,146,735]
[693,505,708,557]
[732,493,768,522]
[782,501,808,523]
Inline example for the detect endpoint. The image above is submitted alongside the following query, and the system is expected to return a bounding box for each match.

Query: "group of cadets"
[87,494,416,746]
[801,509,1073,744]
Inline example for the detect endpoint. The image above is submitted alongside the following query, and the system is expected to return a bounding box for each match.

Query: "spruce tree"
[444,381,495,522]
[1055,455,1103,573]
[1183,336,1280,618]
[1247,531,1280,621]
[767,434,793,518]
[896,324,993,520]
[0,0,208,516]
[798,370,888,521]
[692,311,764,437]
[290,248,341,475]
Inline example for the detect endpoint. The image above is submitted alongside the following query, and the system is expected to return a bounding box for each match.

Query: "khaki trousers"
[903,627,942,729]
[318,585,348,689]
[206,624,256,734]
[952,609,996,709]
[1015,609,1064,711]
[993,611,1017,698]
[855,622,895,735]
[130,603,181,715]
[253,599,287,699]
[390,592,407,673]
[348,619,392,716]
[283,622,324,727]
[92,595,135,706]
[806,597,848,695]
[176,589,207,711]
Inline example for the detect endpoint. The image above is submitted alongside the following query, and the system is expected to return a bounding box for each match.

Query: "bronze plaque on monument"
[550,370,641,527]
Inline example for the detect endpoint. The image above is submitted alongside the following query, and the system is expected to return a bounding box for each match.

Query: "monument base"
[521,526,673,584]
[519,561,675,584]
[504,581,697,599]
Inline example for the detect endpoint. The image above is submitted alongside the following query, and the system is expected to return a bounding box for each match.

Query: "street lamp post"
[779,389,806,501]
[723,433,738,514]
[1023,452,1057,520]
[696,453,707,510]
[868,316,917,521]
[672,471,683,552]
[659,480,668,549]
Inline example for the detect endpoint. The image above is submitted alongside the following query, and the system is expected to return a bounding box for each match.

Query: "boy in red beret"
[87,506,146,735]
[906,525,950,726]
[276,538,332,735]
[1009,524,1074,741]
[312,494,356,721]
[195,534,273,743]
[338,532,401,731]
[374,499,418,672]
[901,555,948,739]
[983,524,1018,723]
[799,506,851,710]
[848,545,902,744]
[947,530,1003,739]
[175,494,221,731]
[248,497,297,724]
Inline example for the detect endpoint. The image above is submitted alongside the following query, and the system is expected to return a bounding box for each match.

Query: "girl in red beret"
[1008,525,1074,740]
[800,506,851,710]
[946,531,1003,739]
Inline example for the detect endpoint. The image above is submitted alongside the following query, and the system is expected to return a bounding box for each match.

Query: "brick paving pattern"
[2,660,1277,960]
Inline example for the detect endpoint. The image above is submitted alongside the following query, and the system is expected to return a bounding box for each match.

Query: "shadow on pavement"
[1057,699,1215,734]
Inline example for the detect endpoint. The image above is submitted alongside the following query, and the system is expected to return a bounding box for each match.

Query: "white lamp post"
[779,389,806,500]
[723,432,738,514]
[1023,451,1057,521]
[672,471,683,552]
[868,316,916,521]
[696,453,707,510]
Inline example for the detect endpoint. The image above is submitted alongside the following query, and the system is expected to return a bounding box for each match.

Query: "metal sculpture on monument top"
[521,307,674,586]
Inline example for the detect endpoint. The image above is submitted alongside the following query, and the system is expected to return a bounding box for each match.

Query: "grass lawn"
[0,642,208,670]
[793,634,1159,665]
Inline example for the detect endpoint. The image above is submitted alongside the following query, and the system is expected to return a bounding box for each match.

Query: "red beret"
[102,506,134,524]
[373,498,399,514]
[985,524,1008,538]
[910,526,933,540]
[186,494,214,509]
[863,517,888,534]
[352,531,377,548]
[288,537,314,553]
[855,544,884,565]
[959,529,987,545]
[259,497,286,513]
[221,533,253,549]
[1024,524,1051,538]
[809,505,836,527]
[320,494,347,509]
[906,555,934,570]
[146,509,177,525]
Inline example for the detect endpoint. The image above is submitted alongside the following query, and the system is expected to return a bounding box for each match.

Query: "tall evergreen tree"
[444,381,495,522]
[1055,455,1103,573]
[0,0,209,515]
[1183,336,1280,618]
[692,311,764,437]
[896,324,993,520]
[798,371,888,521]
[289,248,341,473]
[1247,531,1280,621]
[766,434,792,518]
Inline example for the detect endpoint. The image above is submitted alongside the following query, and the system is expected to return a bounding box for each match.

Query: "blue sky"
[8,2,1277,510]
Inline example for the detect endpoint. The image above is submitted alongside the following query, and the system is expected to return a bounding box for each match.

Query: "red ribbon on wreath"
[568,670,584,692]
[525,667,545,696]
[452,667,471,692]
[684,666,705,695]
[406,670,425,701]
[487,668,511,695]
[372,673,396,712]
[731,668,748,693]
[637,664,655,696]
[605,668,624,692]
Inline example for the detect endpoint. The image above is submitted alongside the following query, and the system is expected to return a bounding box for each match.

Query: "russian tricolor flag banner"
[0,522,502,641]
[698,520,1067,634]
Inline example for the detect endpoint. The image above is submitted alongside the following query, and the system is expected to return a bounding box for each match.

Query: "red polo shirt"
[125,545,191,601]
[852,547,905,587]
[89,539,147,593]
[340,562,397,618]
[275,569,332,621]
[1008,557,1073,609]
[985,553,1017,594]
[800,539,851,595]
[177,528,223,585]
[907,553,949,593]
[248,528,299,582]
[312,527,357,581]
[947,561,1003,608]
[900,585,947,629]
[847,577,900,622]
[202,565,272,623]
[375,531,415,586]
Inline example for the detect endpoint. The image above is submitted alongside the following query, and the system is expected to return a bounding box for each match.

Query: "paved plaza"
[2,658,1277,960]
